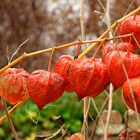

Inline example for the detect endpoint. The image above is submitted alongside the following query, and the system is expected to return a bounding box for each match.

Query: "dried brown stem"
[80,0,89,139]
[90,96,109,140]
[104,84,113,140]
[55,116,71,138]
[104,1,114,139]
[0,97,28,125]
[2,99,19,140]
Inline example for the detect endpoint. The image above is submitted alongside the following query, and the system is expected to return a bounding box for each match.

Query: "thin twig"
[92,39,106,60]
[90,96,109,140]
[55,116,71,138]
[97,0,106,12]
[34,111,41,138]
[123,0,136,16]
[0,34,133,75]
[0,97,28,125]
[91,98,105,128]
[80,0,89,139]
[104,84,113,140]
[125,110,129,140]
[91,99,99,114]
[6,46,10,63]
[80,0,86,41]
[132,34,140,48]
[9,39,29,63]
[44,125,65,140]
[104,1,114,140]
[81,99,90,135]
[2,99,19,140]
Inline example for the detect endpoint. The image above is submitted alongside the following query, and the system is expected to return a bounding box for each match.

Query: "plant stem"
[90,96,109,140]
[0,97,28,125]
[92,40,106,60]
[48,48,55,72]
[55,116,71,138]
[0,40,100,74]
[80,0,89,139]
[104,84,113,140]
[2,99,19,140]
[132,34,140,48]
[104,1,114,140]
[0,34,133,75]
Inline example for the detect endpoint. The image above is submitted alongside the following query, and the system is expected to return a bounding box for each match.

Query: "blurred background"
[0,0,139,139]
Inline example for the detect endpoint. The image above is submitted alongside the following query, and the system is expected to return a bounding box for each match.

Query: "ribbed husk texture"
[122,77,140,113]
[54,55,74,92]
[0,68,29,105]
[27,70,64,109]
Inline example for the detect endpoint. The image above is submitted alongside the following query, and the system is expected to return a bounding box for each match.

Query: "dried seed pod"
[69,58,109,99]
[54,55,73,92]
[0,68,29,105]
[102,42,135,61]
[27,70,64,109]
[118,15,140,48]
[122,77,140,113]
[105,51,140,89]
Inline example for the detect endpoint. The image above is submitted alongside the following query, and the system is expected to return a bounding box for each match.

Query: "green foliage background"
[0,89,127,140]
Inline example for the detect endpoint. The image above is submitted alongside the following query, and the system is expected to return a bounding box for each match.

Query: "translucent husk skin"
[27,70,64,109]
[118,15,140,48]
[0,68,29,105]
[69,58,109,99]
[105,51,140,89]
[102,42,135,61]
[122,76,140,112]
[54,55,74,92]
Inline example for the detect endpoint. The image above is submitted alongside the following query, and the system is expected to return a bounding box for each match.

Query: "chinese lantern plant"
[102,42,135,61]
[68,44,109,99]
[118,14,140,48]
[27,50,65,109]
[122,77,140,112]
[104,51,140,89]
[54,55,74,92]
[54,42,81,92]
[0,68,29,105]
[0,8,140,139]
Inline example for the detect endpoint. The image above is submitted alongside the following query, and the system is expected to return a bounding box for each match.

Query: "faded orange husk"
[0,68,29,105]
